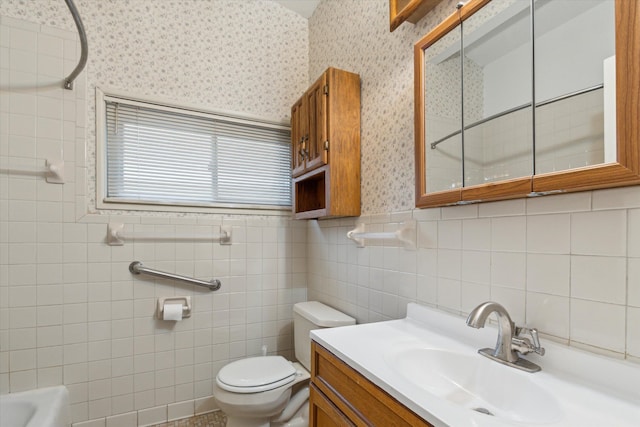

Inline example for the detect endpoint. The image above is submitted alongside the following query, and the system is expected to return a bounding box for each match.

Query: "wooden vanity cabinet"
[291,67,361,220]
[310,341,434,427]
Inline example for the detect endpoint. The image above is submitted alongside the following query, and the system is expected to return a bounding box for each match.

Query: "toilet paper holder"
[157,296,192,320]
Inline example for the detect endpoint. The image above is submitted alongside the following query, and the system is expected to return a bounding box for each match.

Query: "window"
[99,91,292,211]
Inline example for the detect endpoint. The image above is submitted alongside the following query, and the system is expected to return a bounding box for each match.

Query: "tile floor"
[150,411,227,427]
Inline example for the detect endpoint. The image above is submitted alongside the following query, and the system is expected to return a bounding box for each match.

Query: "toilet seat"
[216,356,297,393]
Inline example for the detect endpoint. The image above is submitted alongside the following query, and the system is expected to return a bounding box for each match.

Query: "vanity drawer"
[310,383,355,427]
[311,341,433,427]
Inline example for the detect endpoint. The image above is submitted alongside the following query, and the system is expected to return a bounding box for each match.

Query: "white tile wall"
[308,190,640,359]
[570,256,626,304]
[570,299,626,353]
[628,258,640,307]
[490,252,526,289]
[1,8,309,427]
[571,210,627,256]
[526,254,570,296]
[627,307,640,357]
[525,293,570,340]
[491,216,526,252]
[526,214,570,254]
[462,218,491,251]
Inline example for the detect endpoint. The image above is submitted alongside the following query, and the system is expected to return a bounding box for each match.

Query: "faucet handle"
[528,328,545,355]
[513,327,546,356]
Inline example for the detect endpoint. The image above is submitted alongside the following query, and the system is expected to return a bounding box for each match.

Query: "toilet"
[213,301,356,427]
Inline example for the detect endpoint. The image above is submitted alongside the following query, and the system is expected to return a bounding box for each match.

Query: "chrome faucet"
[466,301,544,373]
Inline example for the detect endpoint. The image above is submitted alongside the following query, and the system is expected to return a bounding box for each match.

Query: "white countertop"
[311,303,640,427]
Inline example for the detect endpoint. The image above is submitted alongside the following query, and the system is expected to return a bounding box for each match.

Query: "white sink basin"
[311,303,640,426]
[386,348,563,424]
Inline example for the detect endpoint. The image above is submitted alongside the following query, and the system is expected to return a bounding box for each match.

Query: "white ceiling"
[274,0,320,19]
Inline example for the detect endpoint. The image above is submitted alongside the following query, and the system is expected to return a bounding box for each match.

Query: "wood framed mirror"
[414,0,640,208]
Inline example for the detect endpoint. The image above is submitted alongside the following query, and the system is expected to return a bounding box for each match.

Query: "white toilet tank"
[293,301,355,371]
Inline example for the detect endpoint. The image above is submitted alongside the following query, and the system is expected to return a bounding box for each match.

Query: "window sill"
[98,198,292,217]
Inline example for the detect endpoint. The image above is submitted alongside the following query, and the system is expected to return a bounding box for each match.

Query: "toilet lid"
[216,356,297,393]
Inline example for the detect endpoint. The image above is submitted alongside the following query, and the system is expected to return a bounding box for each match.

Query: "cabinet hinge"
[323,84,329,95]
[324,140,329,151]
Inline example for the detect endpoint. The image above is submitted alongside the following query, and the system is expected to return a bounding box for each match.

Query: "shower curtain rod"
[63,0,88,90]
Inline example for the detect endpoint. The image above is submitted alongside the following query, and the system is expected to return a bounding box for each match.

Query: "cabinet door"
[310,383,355,427]
[305,73,329,173]
[291,97,307,178]
[312,342,434,426]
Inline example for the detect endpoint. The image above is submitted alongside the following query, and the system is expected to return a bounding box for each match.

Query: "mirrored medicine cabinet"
[414,0,640,208]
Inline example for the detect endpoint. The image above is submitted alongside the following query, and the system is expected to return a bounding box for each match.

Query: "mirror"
[424,23,462,194]
[415,0,639,208]
[462,0,533,187]
[534,0,615,173]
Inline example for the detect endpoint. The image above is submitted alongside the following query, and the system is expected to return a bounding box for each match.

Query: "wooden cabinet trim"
[533,163,640,193]
[462,176,532,202]
[389,0,446,32]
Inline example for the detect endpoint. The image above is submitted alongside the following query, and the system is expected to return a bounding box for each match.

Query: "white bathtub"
[0,386,70,427]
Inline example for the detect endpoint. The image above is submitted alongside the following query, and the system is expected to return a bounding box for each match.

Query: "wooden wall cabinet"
[389,0,445,32]
[310,341,434,427]
[291,68,361,220]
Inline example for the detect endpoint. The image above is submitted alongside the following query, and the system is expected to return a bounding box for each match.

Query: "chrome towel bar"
[129,261,221,291]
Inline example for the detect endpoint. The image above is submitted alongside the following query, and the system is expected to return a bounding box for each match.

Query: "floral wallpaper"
[0,0,309,215]
[309,0,462,215]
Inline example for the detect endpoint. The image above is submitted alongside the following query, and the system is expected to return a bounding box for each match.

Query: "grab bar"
[129,261,221,291]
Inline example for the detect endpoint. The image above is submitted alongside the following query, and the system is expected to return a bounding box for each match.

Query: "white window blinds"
[104,97,292,208]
